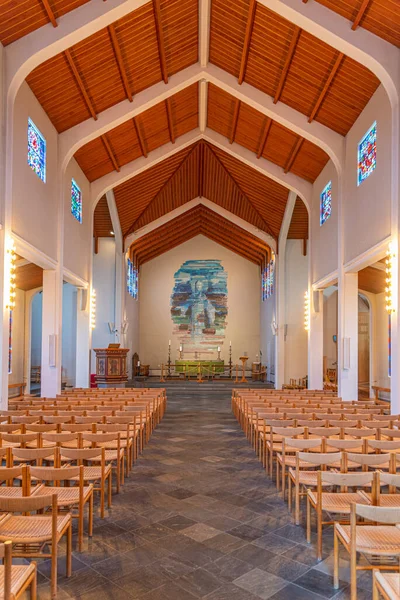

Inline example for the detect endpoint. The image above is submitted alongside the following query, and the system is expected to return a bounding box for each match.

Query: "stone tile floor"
[30,384,373,599]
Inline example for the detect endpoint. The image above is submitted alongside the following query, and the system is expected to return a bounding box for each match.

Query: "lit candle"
[229,341,232,347]
[180,345,182,352]
[218,346,221,352]
[168,340,171,347]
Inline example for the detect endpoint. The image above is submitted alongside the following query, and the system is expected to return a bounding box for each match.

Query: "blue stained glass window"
[127,259,138,299]
[28,118,46,182]
[262,258,275,302]
[320,181,332,226]
[71,179,82,223]
[358,122,376,186]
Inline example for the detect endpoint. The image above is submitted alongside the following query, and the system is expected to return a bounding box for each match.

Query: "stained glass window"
[320,181,332,226]
[262,258,275,301]
[71,179,82,223]
[127,259,138,299]
[358,121,376,186]
[28,118,46,182]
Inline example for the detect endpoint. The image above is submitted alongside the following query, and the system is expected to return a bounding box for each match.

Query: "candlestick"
[167,342,171,377]
[229,343,232,378]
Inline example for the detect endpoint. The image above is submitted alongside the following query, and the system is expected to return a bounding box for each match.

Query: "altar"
[175,360,225,375]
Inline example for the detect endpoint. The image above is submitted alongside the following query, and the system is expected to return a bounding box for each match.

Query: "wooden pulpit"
[94,347,129,387]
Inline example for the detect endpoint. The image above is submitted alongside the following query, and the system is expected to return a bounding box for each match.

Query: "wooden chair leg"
[89,492,93,538]
[295,482,300,526]
[31,568,37,600]
[66,524,72,577]
[306,496,311,543]
[372,571,379,600]
[108,472,112,508]
[333,528,339,589]
[100,479,105,518]
[350,536,357,600]
[78,503,84,552]
[51,537,57,600]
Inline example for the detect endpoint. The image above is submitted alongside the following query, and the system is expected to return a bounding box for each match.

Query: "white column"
[75,288,90,387]
[275,191,296,388]
[106,191,124,344]
[308,289,324,389]
[338,272,358,400]
[41,269,62,397]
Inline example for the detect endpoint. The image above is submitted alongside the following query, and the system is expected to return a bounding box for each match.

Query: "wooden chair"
[0,493,72,599]
[334,504,400,600]
[373,570,400,600]
[81,432,124,493]
[307,470,373,559]
[59,447,112,518]
[0,539,36,599]
[29,465,93,551]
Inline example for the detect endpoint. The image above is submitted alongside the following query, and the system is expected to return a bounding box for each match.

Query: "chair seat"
[362,492,400,507]
[375,572,400,600]
[289,469,335,486]
[277,454,312,468]
[0,514,71,543]
[308,491,370,513]
[69,465,112,481]
[32,484,93,506]
[0,487,27,498]
[336,524,400,555]
[0,563,36,596]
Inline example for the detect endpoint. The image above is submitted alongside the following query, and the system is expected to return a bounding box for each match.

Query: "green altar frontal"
[175,360,225,375]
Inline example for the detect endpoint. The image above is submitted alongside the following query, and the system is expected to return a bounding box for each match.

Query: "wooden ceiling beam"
[352,0,372,30]
[64,49,97,121]
[137,223,202,263]
[198,140,204,197]
[152,0,168,83]
[165,98,175,144]
[40,0,57,27]
[238,0,256,85]
[230,100,240,144]
[101,135,120,173]
[133,117,148,159]
[108,24,133,102]
[201,221,264,262]
[308,52,344,123]
[274,26,300,104]
[201,208,269,252]
[256,117,272,159]
[284,136,304,173]
[200,226,262,265]
[135,212,203,252]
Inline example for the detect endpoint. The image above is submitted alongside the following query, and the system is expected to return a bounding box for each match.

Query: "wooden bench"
[8,382,26,399]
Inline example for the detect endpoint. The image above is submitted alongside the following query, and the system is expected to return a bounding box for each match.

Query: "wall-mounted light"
[5,238,16,310]
[304,291,310,331]
[90,289,96,329]
[385,242,395,313]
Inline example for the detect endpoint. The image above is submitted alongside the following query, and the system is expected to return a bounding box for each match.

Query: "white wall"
[8,289,25,385]
[139,235,261,369]
[30,292,42,369]
[284,240,308,380]
[61,283,77,387]
[323,287,338,368]
[12,83,59,260]
[375,292,391,389]
[260,294,276,384]
[91,238,116,371]
[124,286,139,378]
[343,86,391,264]
[63,158,91,282]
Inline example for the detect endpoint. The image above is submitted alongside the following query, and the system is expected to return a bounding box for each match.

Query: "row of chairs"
[233,390,400,600]
[0,387,166,599]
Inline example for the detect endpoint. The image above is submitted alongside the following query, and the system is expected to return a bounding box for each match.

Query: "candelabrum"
[167,344,171,377]
[229,344,233,378]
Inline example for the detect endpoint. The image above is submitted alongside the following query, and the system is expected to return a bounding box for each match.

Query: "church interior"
[0,0,399,598]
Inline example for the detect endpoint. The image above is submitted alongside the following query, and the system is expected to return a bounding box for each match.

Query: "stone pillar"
[41,269,63,397]
[338,272,358,400]
[308,289,324,390]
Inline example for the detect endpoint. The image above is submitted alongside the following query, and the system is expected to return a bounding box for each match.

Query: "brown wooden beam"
[198,141,204,197]
[153,0,168,83]
[165,98,175,143]
[284,137,304,173]
[257,118,272,159]
[133,117,148,158]
[308,52,344,123]
[135,218,203,255]
[352,0,372,30]
[108,24,133,102]
[65,49,97,121]
[274,26,300,104]
[303,238,307,256]
[238,0,256,84]
[230,100,240,144]
[94,235,99,254]
[41,0,57,27]
[101,135,120,173]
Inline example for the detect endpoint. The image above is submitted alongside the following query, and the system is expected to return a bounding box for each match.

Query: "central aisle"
[44,384,356,600]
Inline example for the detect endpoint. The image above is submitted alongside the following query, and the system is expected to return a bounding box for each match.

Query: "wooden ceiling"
[0,0,89,46]
[15,263,43,291]
[109,140,306,241]
[209,0,380,135]
[309,0,400,48]
[358,265,386,294]
[26,0,198,132]
[129,205,271,267]
[75,83,198,182]
[288,198,309,240]
[93,197,114,239]
[207,84,329,183]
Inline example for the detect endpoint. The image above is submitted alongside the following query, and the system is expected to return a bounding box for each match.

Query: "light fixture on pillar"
[385,242,395,313]
[304,291,310,331]
[90,289,96,329]
[5,238,16,310]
